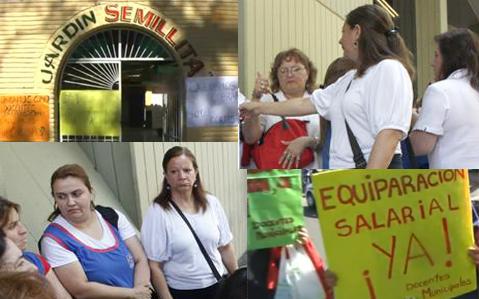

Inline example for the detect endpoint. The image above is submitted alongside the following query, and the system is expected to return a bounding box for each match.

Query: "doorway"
[58,28,182,141]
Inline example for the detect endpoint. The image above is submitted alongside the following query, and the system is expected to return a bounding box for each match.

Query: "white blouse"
[140,194,233,290]
[311,59,413,168]
[41,209,137,268]
[413,69,479,168]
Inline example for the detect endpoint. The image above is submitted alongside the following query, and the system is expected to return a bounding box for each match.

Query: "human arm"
[409,131,438,156]
[410,85,447,156]
[149,261,173,299]
[240,97,316,119]
[124,236,151,288]
[218,243,237,274]
[53,261,151,299]
[45,270,73,299]
[367,129,404,168]
[241,115,263,144]
[241,74,271,144]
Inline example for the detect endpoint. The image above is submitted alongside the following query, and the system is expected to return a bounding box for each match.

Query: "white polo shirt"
[310,59,413,168]
[413,69,479,168]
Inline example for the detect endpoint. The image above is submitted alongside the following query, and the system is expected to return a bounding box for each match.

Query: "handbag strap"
[345,120,367,169]
[168,199,222,281]
[343,80,367,168]
[258,93,289,145]
[271,93,289,129]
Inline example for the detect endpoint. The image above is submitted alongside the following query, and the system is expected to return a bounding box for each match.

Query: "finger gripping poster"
[312,169,476,299]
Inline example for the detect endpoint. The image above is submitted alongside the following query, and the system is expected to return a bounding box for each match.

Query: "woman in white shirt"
[141,146,237,299]
[41,164,152,299]
[410,29,479,169]
[240,4,415,169]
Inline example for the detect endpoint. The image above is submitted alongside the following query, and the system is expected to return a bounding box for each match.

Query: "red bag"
[251,119,314,169]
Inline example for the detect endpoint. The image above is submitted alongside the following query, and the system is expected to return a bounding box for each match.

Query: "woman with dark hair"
[40,164,152,299]
[141,146,237,299]
[410,28,479,168]
[0,197,71,299]
[242,48,321,169]
[241,4,414,169]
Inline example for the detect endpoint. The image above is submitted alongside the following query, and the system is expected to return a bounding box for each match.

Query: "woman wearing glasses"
[241,4,414,169]
[241,48,321,169]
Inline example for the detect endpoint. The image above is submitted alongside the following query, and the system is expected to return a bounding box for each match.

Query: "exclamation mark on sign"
[363,270,377,299]
[442,218,453,267]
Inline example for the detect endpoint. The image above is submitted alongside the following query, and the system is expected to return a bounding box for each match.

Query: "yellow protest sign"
[312,169,476,299]
[60,90,120,137]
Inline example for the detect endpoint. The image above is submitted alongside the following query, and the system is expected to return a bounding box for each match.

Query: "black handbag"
[343,80,402,169]
[169,200,226,285]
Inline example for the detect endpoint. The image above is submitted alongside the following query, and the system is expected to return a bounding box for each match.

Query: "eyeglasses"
[278,66,306,76]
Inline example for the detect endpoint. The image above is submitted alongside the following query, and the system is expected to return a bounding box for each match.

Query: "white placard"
[186,76,238,127]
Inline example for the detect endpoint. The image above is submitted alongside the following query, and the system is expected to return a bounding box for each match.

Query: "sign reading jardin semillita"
[40,3,205,85]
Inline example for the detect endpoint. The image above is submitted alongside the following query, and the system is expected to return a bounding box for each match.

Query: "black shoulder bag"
[343,80,368,169]
[169,200,225,284]
[343,80,403,169]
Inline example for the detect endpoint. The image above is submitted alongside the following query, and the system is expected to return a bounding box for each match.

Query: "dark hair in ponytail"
[345,4,415,79]
[434,28,479,90]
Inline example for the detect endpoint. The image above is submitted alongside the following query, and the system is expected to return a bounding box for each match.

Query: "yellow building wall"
[0,0,238,141]
[239,0,372,97]
[415,0,448,98]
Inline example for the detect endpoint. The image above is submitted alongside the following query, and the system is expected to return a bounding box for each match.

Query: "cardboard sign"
[312,170,476,299]
[60,90,120,137]
[186,76,238,127]
[247,170,304,250]
[0,95,49,141]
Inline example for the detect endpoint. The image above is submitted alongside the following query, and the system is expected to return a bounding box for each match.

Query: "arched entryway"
[58,27,183,141]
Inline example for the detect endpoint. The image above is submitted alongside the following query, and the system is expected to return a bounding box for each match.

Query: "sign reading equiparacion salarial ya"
[312,169,476,299]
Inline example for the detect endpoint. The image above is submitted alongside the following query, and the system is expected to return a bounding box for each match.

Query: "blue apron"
[42,220,135,288]
[23,251,47,275]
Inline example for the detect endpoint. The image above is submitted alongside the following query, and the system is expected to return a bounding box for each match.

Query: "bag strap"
[38,205,119,252]
[258,93,289,145]
[168,199,222,281]
[271,93,289,129]
[344,120,367,169]
[303,240,333,299]
[95,205,119,230]
[343,80,367,168]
